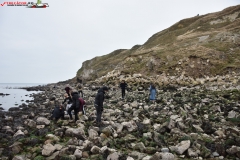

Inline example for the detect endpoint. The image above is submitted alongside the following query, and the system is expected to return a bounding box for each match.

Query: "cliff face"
[77,5,240,81]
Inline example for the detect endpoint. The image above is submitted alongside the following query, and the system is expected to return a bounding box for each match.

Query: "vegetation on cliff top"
[77,5,240,81]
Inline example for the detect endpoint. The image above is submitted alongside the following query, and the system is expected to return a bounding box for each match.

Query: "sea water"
[0,83,46,111]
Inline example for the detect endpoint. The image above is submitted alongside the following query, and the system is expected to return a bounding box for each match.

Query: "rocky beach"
[0,73,239,160]
[1,4,240,160]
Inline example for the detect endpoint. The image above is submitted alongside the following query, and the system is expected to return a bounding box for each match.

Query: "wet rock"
[8,107,20,111]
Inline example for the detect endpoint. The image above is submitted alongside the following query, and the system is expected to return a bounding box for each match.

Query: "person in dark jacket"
[65,84,71,97]
[51,105,65,121]
[119,80,128,99]
[94,86,108,125]
[67,90,80,122]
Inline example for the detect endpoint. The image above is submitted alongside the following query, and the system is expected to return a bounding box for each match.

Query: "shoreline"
[0,84,47,111]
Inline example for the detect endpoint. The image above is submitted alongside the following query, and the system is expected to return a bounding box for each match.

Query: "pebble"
[161,148,169,153]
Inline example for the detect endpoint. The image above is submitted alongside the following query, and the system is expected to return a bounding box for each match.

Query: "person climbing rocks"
[65,84,71,97]
[51,104,65,121]
[67,89,80,122]
[77,83,84,98]
[119,80,128,99]
[62,93,72,114]
[94,86,108,126]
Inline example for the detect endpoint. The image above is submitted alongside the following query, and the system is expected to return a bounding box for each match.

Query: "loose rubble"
[0,73,239,160]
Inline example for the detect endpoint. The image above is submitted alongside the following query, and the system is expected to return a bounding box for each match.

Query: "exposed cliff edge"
[76,5,240,83]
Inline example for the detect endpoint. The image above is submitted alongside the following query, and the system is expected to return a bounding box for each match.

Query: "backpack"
[79,98,85,111]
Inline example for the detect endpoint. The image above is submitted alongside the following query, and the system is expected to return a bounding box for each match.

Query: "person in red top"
[65,84,71,97]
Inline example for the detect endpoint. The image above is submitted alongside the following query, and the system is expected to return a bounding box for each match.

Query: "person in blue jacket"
[149,83,157,101]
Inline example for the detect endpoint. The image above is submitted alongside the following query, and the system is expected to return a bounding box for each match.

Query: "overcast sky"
[0,0,239,83]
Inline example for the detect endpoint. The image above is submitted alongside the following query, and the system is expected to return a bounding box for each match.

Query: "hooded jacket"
[94,88,105,109]
[71,92,80,109]
[120,82,128,90]
[52,106,64,119]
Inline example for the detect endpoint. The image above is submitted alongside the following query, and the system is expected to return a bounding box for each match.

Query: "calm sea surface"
[0,83,46,111]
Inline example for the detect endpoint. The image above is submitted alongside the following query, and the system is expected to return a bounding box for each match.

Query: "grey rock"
[74,149,82,159]
[133,142,146,152]
[107,152,121,160]
[91,146,101,154]
[36,117,50,125]
[129,151,147,160]
[42,143,56,156]
[150,152,175,160]
[161,148,169,153]
[169,140,191,154]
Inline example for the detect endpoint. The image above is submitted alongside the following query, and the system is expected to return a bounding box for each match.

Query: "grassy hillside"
[76,5,240,81]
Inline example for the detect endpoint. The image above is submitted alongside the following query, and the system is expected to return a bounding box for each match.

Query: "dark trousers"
[121,89,126,98]
[95,105,102,123]
[55,113,64,121]
[68,106,79,121]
